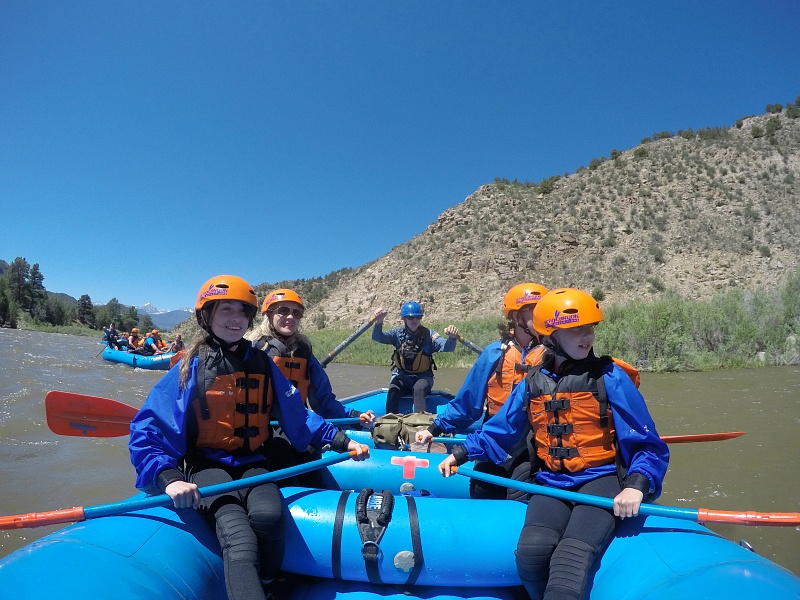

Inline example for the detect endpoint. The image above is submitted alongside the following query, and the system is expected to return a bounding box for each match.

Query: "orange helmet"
[131,328,139,334]
[261,288,305,315]
[532,288,604,336]
[151,330,160,336]
[503,283,549,317]
[195,275,258,327]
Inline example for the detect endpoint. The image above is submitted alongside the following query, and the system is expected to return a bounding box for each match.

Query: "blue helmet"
[400,301,423,318]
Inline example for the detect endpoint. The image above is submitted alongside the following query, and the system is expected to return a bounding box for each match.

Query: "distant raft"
[100,345,174,370]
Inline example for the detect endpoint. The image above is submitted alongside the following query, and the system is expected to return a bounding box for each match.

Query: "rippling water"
[1,329,798,576]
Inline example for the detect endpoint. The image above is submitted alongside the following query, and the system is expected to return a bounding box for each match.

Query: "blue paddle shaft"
[85,451,354,520]
[456,465,700,522]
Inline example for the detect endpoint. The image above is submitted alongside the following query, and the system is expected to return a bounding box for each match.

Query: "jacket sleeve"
[306,354,348,419]
[604,364,670,499]
[460,380,529,465]
[430,330,457,353]
[371,323,398,346]
[269,361,342,449]
[433,342,501,435]
[129,363,194,494]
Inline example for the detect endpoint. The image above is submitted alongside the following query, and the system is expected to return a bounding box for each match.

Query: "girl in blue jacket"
[438,288,668,600]
[129,275,364,600]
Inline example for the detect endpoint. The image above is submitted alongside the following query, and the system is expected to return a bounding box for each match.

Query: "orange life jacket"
[190,345,274,454]
[526,355,619,473]
[485,342,546,417]
[261,338,312,405]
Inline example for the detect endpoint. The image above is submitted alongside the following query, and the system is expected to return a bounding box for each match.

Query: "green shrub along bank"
[307,267,800,373]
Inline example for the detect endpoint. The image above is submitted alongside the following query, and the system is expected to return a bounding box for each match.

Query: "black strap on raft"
[404,495,424,586]
[356,488,395,585]
[331,491,351,580]
[331,488,425,585]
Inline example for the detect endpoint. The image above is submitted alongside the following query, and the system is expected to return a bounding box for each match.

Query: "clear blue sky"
[2,2,798,311]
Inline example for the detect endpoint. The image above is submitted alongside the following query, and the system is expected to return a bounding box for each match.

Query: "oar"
[46,391,745,445]
[426,431,745,446]
[320,316,377,368]
[453,465,800,527]
[0,448,368,531]
[45,390,365,438]
[455,334,483,355]
[93,344,108,358]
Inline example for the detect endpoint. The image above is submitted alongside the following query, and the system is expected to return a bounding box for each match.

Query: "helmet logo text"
[544,310,579,330]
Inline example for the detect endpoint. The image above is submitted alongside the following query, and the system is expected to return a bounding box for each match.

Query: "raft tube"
[1,488,799,599]
[101,346,174,370]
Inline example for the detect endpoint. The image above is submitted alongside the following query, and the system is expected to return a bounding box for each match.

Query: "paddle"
[455,334,483,355]
[320,316,377,368]
[426,431,745,445]
[453,465,800,527]
[93,344,108,358]
[0,448,368,531]
[45,390,366,438]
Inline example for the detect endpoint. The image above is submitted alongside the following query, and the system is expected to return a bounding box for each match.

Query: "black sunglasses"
[274,306,304,319]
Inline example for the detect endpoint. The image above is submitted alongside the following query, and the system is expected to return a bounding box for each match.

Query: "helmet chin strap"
[541,334,571,361]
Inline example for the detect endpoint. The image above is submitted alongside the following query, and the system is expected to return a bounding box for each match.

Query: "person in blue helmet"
[437,288,668,600]
[129,275,366,600]
[372,301,459,413]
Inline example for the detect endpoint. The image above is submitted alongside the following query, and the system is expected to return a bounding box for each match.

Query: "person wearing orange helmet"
[438,288,668,600]
[129,275,365,600]
[125,327,141,352]
[372,302,460,413]
[136,329,168,356]
[253,288,374,426]
[415,283,548,499]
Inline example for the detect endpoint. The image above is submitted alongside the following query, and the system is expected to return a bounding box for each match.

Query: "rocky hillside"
[254,107,800,331]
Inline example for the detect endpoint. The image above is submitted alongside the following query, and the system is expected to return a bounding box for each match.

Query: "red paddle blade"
[45,390,137,437]
[660,431,745,444]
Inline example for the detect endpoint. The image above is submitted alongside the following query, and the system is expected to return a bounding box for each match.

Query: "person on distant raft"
[129,275,365,600]
[133,330,167,356]
[104,323,123,350]
[126,328,144,352]
[166,333,184,353]
[372,301,459,414]
[415,283,548,499]
[437,288,668,600]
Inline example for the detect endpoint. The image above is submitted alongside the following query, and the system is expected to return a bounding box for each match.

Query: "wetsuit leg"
[543,475,620,600]
[386,378,411,413]
[243,468,286,587]
[411,377,431,412]
[516,494,572,600]
[191,467,268,600]
[470,460,511,499]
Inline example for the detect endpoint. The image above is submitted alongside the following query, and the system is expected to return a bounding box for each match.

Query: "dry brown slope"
[267,110,800,331]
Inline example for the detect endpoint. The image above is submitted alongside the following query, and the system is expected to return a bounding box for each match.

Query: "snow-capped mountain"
[137,304,194,329]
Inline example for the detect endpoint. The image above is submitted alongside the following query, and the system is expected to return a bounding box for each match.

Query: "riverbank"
[308,270,800,372]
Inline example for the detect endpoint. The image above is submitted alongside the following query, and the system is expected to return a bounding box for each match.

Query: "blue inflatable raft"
[2,482,798,599]
[2,388,799,598]
[101,346,174,370]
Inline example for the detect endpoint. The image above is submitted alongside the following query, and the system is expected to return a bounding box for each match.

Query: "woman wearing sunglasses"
[252,288,375,485]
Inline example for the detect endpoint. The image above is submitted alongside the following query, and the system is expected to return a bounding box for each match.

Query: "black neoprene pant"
[515,474,620,600]
[190,466,285,600]
[386,377,431,413]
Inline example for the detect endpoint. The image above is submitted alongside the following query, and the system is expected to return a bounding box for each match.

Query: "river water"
[1,329,798,575]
